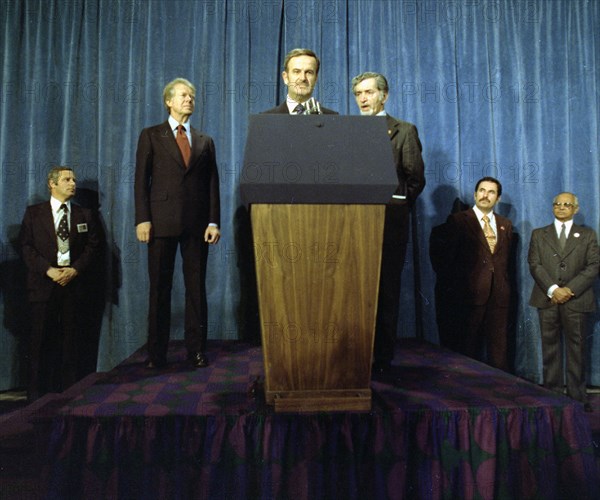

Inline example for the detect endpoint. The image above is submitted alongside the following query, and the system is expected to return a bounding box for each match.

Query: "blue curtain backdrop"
[1,0,599,389]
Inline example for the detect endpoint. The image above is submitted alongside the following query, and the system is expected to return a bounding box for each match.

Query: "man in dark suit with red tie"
[528,192,599,412]
[444,177,513,371]
[351,72,426,374]
[19,166,100,400]
[263,48,337,115]
[135,78,221,369]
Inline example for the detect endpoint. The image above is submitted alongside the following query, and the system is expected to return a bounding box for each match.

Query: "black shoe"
[145,358,166,369]
[583,403,593,413]
[189,352,208,368]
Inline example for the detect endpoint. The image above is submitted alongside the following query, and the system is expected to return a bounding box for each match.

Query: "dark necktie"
[176,125,191,167]
[57,204,69,241]
[292,103,305,115]
[559,223,567,250]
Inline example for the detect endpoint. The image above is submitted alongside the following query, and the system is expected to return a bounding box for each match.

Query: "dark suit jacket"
[134,121,220,237]
[386,115,425,205]
[528,223,599,312]
[445,208,513,306]
[262,101,338,114]
[19,201,100,302]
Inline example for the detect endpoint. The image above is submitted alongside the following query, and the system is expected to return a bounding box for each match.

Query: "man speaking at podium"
[263,48,338,115]
[351,72,426,374]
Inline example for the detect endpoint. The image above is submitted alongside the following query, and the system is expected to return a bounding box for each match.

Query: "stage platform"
[1,339,598,499]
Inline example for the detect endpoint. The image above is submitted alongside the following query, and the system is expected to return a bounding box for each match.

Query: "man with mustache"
[263,48,337,114]
[443,177,513,371]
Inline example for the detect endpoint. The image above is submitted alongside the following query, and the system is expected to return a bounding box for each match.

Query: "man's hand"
[551,287,574,304]
[47,267,79,286]
[204,225,220,244]
[136,222,152,243]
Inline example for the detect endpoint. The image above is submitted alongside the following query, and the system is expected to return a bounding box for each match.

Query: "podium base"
[268,388,372,413]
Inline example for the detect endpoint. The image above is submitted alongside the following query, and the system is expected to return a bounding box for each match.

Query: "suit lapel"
[495,215,509,253]
[466,209,492,253]
[541,225,562,254]
[157,121,187,169]
[541,223,581,257]
[69,205,83,242]
[386,115,400,142]
[188,127,204,173]
[562,224,582,257]
[40,202,58,250]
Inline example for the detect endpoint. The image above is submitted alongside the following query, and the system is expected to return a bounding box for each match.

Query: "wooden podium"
[241,115,397,412]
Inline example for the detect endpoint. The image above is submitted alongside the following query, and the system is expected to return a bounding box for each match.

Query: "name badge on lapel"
[77,223,88,233]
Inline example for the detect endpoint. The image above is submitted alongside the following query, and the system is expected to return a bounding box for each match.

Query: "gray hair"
[162,78,196,111]
[351,72,389,94]
[47,166,74,191]
[553,192,579,207]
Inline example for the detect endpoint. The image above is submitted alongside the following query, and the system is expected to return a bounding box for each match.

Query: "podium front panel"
[251,204,384,411]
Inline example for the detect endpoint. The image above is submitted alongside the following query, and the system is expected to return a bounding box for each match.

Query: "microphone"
[303,97,322,115]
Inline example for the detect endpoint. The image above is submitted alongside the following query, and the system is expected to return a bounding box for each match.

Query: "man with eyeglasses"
[528,192,599,412]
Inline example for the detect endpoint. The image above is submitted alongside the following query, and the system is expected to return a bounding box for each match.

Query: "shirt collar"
[168,115,190,132]
[285,95,307,114]
[50,197,71,211]
[554,219,574,234]
[473,205,494,222]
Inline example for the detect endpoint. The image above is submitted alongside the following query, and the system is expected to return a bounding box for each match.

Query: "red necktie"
[176,125,191,167]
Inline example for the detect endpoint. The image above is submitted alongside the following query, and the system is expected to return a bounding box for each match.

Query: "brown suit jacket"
[134,121,220,237]
[19,201,100,302]
[445,208,513,307]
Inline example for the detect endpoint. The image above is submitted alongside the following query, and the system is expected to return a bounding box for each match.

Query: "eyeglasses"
[552,202,575,208]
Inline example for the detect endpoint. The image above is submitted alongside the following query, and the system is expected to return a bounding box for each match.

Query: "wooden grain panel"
[251,204,385,410]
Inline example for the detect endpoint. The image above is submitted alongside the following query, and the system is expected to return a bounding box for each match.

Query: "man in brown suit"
[19,166,100,399]
[528,192,599,412]
[135,78,221,369]
[444,177,513,371]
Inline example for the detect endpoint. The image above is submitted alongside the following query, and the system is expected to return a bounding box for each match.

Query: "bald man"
[528,192,599,412]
